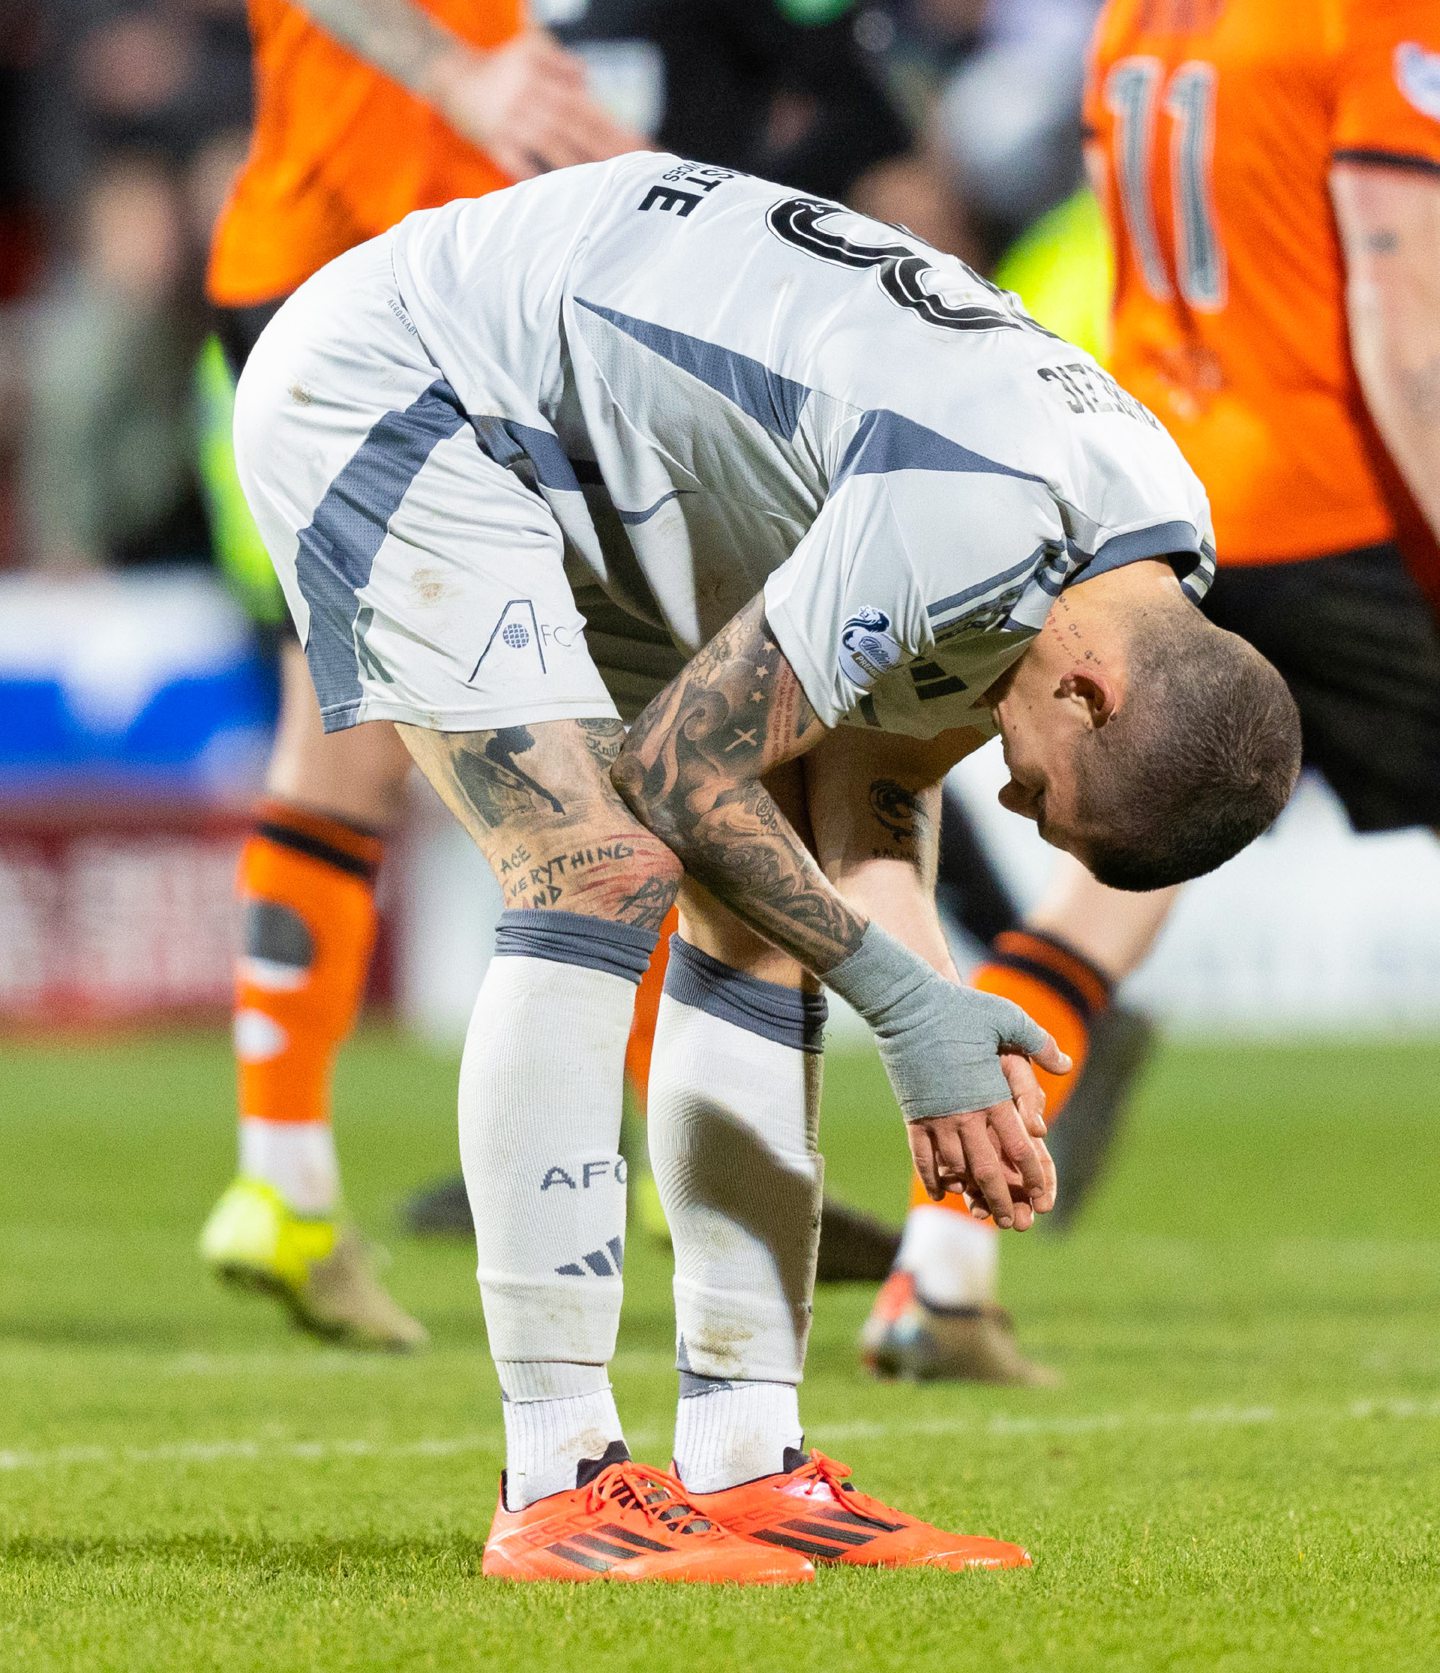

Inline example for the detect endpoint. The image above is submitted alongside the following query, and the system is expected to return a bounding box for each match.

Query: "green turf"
[3,1028,1439,1672]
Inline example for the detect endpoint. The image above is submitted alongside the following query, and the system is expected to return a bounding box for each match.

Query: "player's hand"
[430,31,648,181]
[906,1070,1058,1229]
[905,1039,1064,1228]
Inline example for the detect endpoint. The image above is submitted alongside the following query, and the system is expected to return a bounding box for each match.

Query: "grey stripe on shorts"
[296,379,468,730]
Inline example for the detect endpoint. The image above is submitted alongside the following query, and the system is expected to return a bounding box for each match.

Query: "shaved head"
[1073,596,1302,891]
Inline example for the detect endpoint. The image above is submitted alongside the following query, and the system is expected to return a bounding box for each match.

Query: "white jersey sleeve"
[763,455,1063,733]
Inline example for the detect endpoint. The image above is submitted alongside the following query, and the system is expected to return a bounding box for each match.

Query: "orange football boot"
[689,1448,1031,1571]
[483,1447,815,1584]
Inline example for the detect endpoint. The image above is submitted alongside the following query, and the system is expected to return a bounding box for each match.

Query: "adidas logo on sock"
[554,1236,624,1277]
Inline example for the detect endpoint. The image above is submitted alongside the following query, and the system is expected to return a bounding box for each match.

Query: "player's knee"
[610,742,680,852]
[610,831,684,927]
[500,813,682,928]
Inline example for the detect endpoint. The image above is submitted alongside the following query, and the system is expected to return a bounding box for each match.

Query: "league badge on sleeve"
[838,608,902,691]
[1396,43,1440,122]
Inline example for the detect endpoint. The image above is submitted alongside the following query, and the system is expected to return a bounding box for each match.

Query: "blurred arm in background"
[295,0,645,177]
[1333,164,1440,545]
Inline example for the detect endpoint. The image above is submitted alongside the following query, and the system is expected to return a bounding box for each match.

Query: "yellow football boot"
[198,1178,428,1351]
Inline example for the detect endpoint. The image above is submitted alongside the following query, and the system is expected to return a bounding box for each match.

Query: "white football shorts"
[233,235,665,735]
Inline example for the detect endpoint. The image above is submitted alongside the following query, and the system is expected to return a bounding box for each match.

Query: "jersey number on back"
[767,197,1055,336]
[1103,58,1227,311]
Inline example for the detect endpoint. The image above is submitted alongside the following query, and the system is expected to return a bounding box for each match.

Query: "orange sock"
[909,928,1112,1216]
[624,907,678,1111]
[234,798,383,1133]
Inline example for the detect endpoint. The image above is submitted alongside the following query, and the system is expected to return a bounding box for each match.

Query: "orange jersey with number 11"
[1085,0,1440,563]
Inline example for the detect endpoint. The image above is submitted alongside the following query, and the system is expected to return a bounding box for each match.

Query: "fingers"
[990,996,1073,1077]
[1000,1051,1047,1136]
[1030,1033,1073,1076]
[907,1098,1058,1229]
[489,141,544,182]
[906,1123,944,1203]
[956,1112,1016,1229]
[987,1100,1054,1217]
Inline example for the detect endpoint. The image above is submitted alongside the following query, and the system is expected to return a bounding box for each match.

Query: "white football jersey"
[375,152,1216,739]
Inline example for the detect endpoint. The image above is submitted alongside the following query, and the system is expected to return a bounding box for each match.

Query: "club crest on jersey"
[1396,43,1440,121]
[838,607,902,690]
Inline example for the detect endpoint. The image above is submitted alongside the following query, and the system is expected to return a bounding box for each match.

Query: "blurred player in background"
[197,0,642,1348]
[543,0,963,248]
[867,0,1440,1384]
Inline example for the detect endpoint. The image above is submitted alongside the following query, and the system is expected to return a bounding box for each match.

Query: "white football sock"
[649,937,826,1492]
[239,1116,339,1216]
[498,1361,625,1509]
[674,1374,803,1492]
[460,910,657,1511]
[897,1204,998,1309]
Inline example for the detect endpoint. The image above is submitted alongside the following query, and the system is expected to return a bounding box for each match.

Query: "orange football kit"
[894,0,1440,1262]
[1086,0,1440,567]
[209,0,522,308]
[1081,0,1440,842]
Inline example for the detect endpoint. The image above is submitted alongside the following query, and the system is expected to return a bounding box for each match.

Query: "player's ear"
[1057,668,1119,730]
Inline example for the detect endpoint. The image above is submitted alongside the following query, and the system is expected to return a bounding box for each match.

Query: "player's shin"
[460,910,659,1510]
[649,937,826,1492]
[233,798,384,1212]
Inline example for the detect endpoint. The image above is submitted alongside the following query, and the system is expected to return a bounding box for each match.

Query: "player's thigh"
[675,761,819,989]
[1204,545,1440,832]
[399,717,681,929]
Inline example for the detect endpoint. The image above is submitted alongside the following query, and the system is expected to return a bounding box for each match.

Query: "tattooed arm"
[805,725,985,981]
[615,599,1063,1226]
[612,595,867,975]
[291,1,644,180]
[1332,164,1440,542]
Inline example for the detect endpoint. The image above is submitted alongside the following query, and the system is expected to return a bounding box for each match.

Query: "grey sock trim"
[679,1371,796,1398]
[663,935,828,1053]
[678,1371,734,1398]
[492,909,657,984]
[497,1360,613,1402]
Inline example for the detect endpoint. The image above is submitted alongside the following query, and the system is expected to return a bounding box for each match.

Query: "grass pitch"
[3,1027,1439,1673]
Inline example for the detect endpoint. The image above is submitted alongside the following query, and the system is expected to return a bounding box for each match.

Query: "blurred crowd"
[0,0,1100,581]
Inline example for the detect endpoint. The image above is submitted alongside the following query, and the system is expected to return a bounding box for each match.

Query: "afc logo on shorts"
[469,599,584,681]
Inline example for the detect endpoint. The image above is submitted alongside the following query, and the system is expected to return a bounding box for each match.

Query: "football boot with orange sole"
[690,1448,1031,1571]
[483,1444,815,1584]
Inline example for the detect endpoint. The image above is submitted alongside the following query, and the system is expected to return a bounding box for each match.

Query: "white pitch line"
[4,1396,1439,1476]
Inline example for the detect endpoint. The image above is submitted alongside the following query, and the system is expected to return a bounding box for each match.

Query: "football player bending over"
[232,154,1299,1581]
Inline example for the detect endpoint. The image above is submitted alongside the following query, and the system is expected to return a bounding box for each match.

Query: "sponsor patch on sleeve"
[1396,42,1440,122]
[838,607,902,690]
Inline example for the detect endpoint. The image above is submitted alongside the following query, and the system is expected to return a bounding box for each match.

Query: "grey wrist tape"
[824,923,1049,1122]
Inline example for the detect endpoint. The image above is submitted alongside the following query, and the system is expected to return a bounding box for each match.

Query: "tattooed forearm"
[613,596,868,975]
[297,0,455,95]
